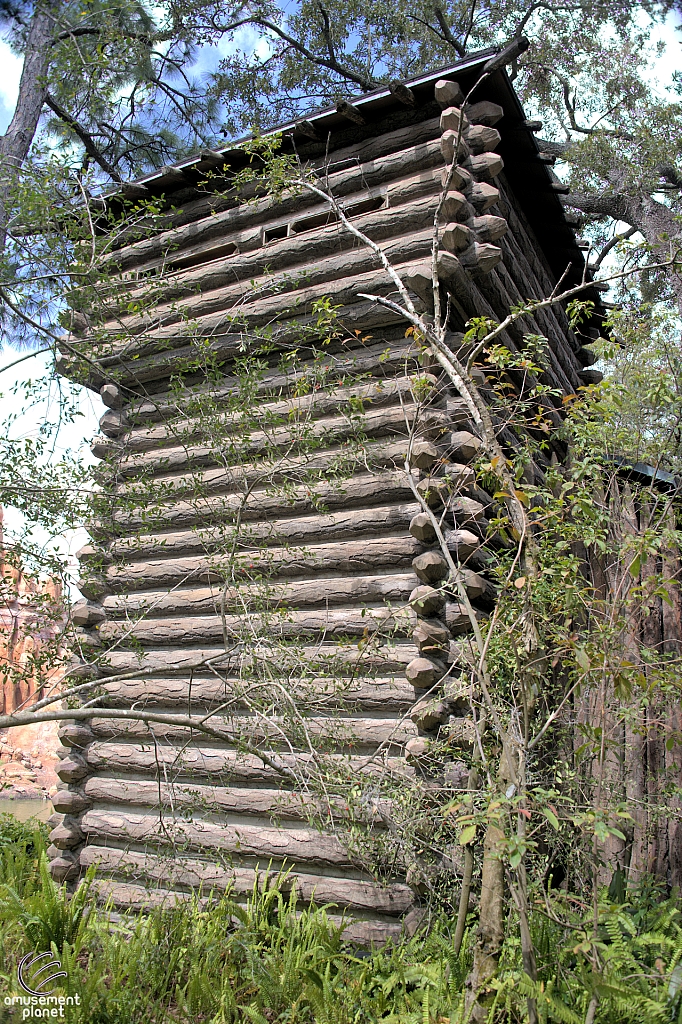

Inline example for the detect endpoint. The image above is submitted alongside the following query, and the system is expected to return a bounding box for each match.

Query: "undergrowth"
[0,817,681,1023]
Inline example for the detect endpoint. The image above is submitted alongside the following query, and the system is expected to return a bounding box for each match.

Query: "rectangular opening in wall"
[263,224,289,244]
[167,241,238,271]
[344,196,385,218]
[291,209,337,233]
[291,195,385,235]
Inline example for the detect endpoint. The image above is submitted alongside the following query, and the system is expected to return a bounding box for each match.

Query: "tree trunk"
[464,818,506,1022]
[0,2,58,246]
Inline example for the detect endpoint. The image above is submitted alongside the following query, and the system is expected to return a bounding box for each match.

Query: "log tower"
[51,49,606,941]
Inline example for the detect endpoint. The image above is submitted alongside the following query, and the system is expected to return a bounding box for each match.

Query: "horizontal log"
[88,712,417,750]
[122,375,435,453]
[99,641,420,678]
[464,100,504,126]
[79,846,413,915]
[88,878,404,945]
[52,788,91,814]
[464,125,501,154]
[112,433,441,506]
[80,808,353,866]
[103,406,449,475]
[102,572,421,618]
[125,339,422,425]
[104,534,425,593]
[107,500,422,559]
[89,302,410,389]
[84,776,323,821]
[99,674,416,711]
[97,602,416,645]
[84,741,410,784]
[49,816,84,850]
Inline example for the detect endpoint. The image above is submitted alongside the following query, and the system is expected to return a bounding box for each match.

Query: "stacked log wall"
[52,69,596,937]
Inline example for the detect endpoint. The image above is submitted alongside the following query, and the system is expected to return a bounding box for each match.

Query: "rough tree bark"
[0,1,59,245]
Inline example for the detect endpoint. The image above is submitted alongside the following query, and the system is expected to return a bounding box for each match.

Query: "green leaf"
[576,648,591,671]
[459,824,477,846]
[541,807,560,830]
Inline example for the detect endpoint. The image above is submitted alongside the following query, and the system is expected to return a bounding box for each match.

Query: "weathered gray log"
[449,430,482,461]
[112,435,433,506]
[100,203,444,339]
[412,617,451,654]
[81,808,354,866]
[460,241,502,273]
[410,697,452,731]
[97,602,416,646]
[52,788,91,814]
[84,776,317,819]
[469,214,507,243]
[416,465,475,508]
[89,878,405,944]
[441,221,473,253]
[445,602,487,634]
[450,568,488,602]
[463,152,504,180]
[440,107,468,134]
[107,118,443,265]
[105,535,426,593]
[412,550,449,584]
[409,512,437,543]
[72,601,106,627]
[102,572,422,618]
[99,641,420,678]
[48,851,80,882]
[100,383,123,409]
[464,125,501,154]
[113,168,447,313]
[83,742,409,784]
[107,406,449,477]
[77,576,110,601]
[58,724,94,748]
[100,409,130,437]
[108,203,442,324]
[464,100,504,126]
[409,585,445,617]
[90,301,410,389]
[79,845,414,915]
[88,712,416,749]
[49,816,85,850]
[108,500,422,559]
[405,736,430,760]
[56,755,88,783]
[120,374,437,453]
[405,656,446,688]
[440,131,468,163]
[435,79,464,108]
[100,674,415,711]
[467,181,500,211]
[126,338,420,425]
[443,529,480,559]
[450,496,486,524]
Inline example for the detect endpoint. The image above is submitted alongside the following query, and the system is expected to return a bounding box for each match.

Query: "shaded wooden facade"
[51,52,610,937]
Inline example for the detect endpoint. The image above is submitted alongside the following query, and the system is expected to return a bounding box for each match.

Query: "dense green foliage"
[0,817,681,1023]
